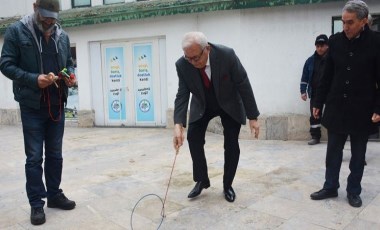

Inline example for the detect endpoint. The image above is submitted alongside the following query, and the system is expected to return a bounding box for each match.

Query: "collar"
[206,52,210,67]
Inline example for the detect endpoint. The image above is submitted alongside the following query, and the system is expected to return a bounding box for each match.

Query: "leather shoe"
[347,194,362,207]
[310,189,338,200]
[47,193,76,210]
[224,186,236,202]
[308,139,320,145]
[188,181,210,198]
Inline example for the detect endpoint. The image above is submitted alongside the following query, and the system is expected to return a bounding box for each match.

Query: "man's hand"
[301,93,307,101]
[313,107,320,119]
[372,113,380,123]
[173,124,185,151]
[249,119,259,139]
[38,73,56,88]
[63,73,77,88]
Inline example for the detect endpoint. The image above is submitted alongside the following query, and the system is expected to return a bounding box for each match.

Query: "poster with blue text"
[133,44,154,122]
[106,47,126,121]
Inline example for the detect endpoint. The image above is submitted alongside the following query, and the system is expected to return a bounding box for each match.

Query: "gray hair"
[368,14,373,26]
[182,32,208,50]
[342,0,369,20]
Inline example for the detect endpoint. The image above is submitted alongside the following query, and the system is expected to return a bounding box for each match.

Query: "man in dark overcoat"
[310,0,380,208]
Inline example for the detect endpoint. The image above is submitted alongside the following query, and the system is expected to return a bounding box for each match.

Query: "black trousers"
[309,96,322,139]
[323,130,368,195]
[187,109,241,188]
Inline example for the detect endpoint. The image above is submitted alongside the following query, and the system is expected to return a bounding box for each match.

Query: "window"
[369,14,380,31]
[104,0,124,4]
[332,14,380,34]
[331,16,342,34]
[72,0,91,8]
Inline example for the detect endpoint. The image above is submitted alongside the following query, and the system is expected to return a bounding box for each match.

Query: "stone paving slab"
[0,125,379,230]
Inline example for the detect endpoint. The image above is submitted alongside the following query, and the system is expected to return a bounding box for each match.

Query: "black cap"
[315,34,328,45]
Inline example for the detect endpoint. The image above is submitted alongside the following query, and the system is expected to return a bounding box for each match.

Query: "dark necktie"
[199,66,210,89]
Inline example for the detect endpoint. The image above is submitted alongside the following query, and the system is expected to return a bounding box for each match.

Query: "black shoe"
[310,189,338,200]
[31,207,46,225]
[308,139,320,145]
[347,194,362,207]
[364,160,367,166]
[188,181,210,198]
[47,193,76,210]
[224,186,236,202]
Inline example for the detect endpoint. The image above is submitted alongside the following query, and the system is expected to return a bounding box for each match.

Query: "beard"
[33,12,55,33]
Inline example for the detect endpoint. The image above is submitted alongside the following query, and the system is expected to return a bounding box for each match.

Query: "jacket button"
[349,52,354,57]
[347,66,351,71]
[343,94,347,98]
[346,80,349,84]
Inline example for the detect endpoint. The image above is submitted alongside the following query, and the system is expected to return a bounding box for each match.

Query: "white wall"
[1,0,380,118]
[0,0,33,18]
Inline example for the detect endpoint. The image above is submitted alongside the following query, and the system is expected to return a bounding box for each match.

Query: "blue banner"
[133,44,154,122]
[105,47,126,121]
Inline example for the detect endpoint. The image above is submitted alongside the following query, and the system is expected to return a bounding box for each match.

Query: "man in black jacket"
[310,0,380,208]
[300,34,329,145]
[0,0,77,225]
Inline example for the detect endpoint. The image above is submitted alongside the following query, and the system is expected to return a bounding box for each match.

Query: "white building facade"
[1,0,379,140]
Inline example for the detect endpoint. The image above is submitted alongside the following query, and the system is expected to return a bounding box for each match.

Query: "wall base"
[166,109,326,141]
[0,109,95,128]
[1,108,326,140]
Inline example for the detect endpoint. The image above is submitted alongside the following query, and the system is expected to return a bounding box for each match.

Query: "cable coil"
[130,150,179,230]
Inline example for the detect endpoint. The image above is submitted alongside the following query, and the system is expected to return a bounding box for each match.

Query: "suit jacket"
[315,26,380,135]
[174,43,260,127]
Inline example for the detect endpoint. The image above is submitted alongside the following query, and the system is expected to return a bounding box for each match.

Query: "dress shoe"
[224,186,236,202]
[188,181,210,198]
[47,193,76,210]
[31,207,45,225]
[310,189,338,200]
[308,139,320,145]
[347,193,362,207]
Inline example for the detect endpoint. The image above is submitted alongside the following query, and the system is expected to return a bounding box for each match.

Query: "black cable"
[130,151,178,230]
[130,193,165,230]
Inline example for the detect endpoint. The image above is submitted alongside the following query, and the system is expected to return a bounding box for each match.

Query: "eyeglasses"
[184,47,205,62]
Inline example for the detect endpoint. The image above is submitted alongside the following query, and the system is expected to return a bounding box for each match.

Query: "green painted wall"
[0,0,343,35]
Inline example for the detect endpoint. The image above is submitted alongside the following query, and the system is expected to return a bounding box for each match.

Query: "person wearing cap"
[0,0,76,225]
[310,0,380,208]
[300,34,329,145]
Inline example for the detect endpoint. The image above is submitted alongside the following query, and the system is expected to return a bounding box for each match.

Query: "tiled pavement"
[0,125,379,230]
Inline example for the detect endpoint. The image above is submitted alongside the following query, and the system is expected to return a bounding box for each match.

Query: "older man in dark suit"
[310,0,380,208]
[173,32,260,202]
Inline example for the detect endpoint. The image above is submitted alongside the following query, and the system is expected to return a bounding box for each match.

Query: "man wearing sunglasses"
[0,0,76,225]
[173,32,260,203]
